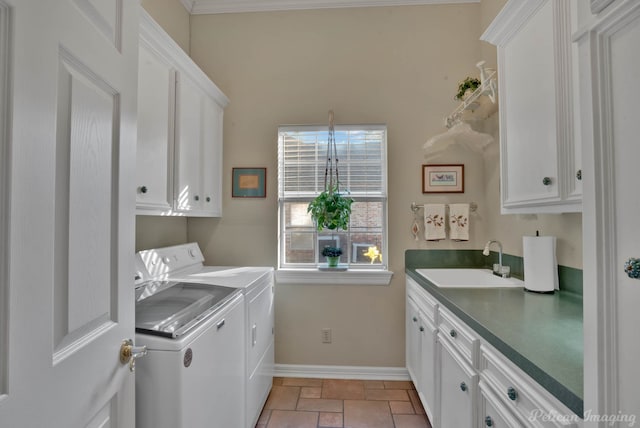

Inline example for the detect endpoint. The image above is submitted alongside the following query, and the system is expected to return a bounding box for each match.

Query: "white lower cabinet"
[479,380,524,428]
[406,296,423,390]
[438,336,478,428]
[406,277,580,428]
[419,313,438,422]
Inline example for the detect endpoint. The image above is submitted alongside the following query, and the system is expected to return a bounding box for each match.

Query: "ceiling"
[180,0,479,14]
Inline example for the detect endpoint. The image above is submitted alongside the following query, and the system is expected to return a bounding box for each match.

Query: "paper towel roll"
[523,236,558,293]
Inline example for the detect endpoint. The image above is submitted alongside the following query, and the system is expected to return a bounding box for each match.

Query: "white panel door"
[581,1,640,420]
[0,0,138,426]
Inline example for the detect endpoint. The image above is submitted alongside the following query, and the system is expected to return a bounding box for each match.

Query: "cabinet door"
[136,42,175,212]
[200,95,223,216]
[439,337,477,428]
[406,297,422,389]
[485,0,580,213]
[419,314,438,424]
[175,73,205,212]
[502,1,560,209]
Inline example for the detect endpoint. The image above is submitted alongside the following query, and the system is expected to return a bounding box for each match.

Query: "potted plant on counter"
[321,246,343,268]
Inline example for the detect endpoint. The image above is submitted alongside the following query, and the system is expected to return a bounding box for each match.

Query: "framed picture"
[422,164,464,193]
[232,167,266,198]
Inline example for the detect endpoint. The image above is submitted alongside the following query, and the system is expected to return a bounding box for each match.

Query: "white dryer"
[135,243,274,428]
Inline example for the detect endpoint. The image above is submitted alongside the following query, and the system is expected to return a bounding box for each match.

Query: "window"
[278,125,387,269]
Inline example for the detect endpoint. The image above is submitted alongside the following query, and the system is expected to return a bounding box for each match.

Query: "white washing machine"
[135,243,274,428]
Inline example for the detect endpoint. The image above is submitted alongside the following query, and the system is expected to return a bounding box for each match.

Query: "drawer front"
[407,277,438,323]
[438,306,479,366]
[480,345,579,427]
[479,379,527,428]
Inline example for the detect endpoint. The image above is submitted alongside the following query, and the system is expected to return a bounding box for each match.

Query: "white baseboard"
[274,364,410,381]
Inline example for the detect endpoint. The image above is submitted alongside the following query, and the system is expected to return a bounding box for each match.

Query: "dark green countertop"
[406,267,583,417]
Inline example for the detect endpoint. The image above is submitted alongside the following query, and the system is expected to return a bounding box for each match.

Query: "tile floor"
[255,377,432,428]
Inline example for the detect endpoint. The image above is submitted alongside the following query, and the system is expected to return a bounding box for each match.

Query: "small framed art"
[232,167,266,198]
[422,164,464,193]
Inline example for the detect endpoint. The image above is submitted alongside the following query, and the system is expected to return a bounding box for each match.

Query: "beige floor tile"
[407,389,426,415]
[389,400,415,414]
[322,379,365,400]
[393,414,432,428]
[383,380,414,390]
[282,377,323,387]
[365,388,410,401]
[296,398,343,412]
[344,400,394,428]
[264,386,300,411]
[273,377,284,386]
[363,380,385,389]
[266,410,318,428]
[319,412,343,428]
[300,386,322,398]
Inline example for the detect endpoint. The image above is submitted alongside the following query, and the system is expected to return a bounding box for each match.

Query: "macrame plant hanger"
[324,110,340,194]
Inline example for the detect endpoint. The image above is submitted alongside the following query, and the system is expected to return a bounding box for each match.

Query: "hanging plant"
[307,110,354,231]
[455,77,481,100]
[307,186,353,231]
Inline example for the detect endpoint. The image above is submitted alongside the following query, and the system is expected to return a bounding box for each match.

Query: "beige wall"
[141,0,190,54]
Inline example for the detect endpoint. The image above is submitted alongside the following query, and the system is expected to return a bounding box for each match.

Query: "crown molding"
[188,0,478,15]
[481,0,545,46]
[179,0,196,13]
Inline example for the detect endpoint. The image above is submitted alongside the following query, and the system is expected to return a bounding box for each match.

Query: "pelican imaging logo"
[529,409,636,426]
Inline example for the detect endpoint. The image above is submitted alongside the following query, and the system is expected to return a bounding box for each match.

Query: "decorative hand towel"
[411,217,420,241]
[449,203,470,241]
[424,204,446,241]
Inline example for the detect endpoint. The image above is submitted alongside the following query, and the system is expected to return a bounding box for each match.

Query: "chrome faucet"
[483,240,510,278]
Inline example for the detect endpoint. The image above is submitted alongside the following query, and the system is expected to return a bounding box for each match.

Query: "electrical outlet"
[321,328,332,343]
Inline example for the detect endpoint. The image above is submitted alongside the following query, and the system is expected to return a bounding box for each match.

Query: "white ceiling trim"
[184,0,479,15]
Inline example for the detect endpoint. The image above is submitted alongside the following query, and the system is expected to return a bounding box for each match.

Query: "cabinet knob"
[140,185,148,194]
[485,416,494,427]
[449,329,457,338]
[507,386,518,401]
[194,195,200,201]
[419,326,425,332]
[576,169,582,180]
[542,177,552,186]
[460,382,467,392]
[206,196,211,202]
[412,317,418,323]
[624,258,640,279]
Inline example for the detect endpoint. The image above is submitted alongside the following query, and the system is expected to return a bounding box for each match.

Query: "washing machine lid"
[135,281,239,339]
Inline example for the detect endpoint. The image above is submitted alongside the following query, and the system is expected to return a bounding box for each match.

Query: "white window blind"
[278,125,387,269]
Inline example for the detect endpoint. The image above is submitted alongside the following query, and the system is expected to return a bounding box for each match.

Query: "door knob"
[120,339,147,372]
[624,258,640,279]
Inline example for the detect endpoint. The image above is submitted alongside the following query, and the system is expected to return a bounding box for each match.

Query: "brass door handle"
[120,339,147,372]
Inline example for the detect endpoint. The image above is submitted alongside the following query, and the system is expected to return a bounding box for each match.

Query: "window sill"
[276,268,394,285]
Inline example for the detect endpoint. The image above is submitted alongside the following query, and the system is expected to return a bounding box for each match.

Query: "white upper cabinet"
[136,31,176,212]
[136,10,229,217]
[482,0,581,214]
